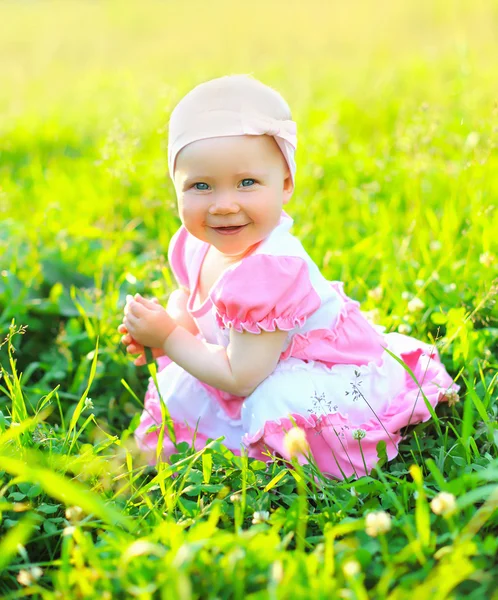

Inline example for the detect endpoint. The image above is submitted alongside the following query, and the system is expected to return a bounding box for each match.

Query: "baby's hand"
[118,323,165,366]
[123,294,177,350]
[119,296,166,366]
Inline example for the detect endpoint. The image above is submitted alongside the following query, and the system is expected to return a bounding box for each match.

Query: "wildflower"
[84,397,94,411]
[17,570,33,587]
[365,511,392,536]
[66,506,84,522]
[430,492,457,516]
[397,323,412,335]
[367,286,383,302]
[415,279,425,288]
[230,493,242,503]
[17,566,43,586]
[283,426,309,458]
[465,132,480,149]
[252,510,270,525]
[352,429,366,441]
[407,297,425,313]
[430,241,442,252]
[479,252,495,268]
[342,560,360,578]
[63,526,75,536]
[444,389,460,407]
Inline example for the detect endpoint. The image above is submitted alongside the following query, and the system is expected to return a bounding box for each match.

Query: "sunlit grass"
[0,0,497,597]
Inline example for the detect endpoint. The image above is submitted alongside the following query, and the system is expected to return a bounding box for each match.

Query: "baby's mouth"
[211,224,248,235]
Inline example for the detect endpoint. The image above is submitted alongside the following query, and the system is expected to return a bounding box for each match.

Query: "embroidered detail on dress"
[345,369,364,402]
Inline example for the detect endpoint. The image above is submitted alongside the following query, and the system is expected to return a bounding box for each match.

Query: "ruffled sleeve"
[210,254,321,333]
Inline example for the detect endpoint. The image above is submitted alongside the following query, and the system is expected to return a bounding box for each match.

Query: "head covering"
[167,74,297,187]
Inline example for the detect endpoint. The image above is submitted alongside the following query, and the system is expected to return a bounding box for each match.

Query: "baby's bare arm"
[162,327,288,397]
[166,288,198,335]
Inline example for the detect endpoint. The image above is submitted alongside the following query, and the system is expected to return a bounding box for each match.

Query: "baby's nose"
[209,194,240,214]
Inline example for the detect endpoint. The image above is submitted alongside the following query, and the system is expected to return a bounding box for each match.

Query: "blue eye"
[240,179,256,187]
[193,182,209,190]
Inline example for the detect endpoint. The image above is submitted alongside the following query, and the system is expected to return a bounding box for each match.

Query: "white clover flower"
[365,511,392,536]
[342,560,360,578]
[230,493,242,503]
[479,252,495,268]
[401,291,412,300]
[367,286,383,302]
[283,427,309,458]
[444,389,460,407]
[16,566,43,586]
[252,510,270,525]
[397,324,412,335]
[352,429,366,441]
[407,297,425,313]
[17,570,33,587]
[84,397,94,411]
[430,492,457,516]
[65,506,84,522]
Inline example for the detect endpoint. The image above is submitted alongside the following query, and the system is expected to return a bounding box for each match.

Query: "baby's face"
[174,135,294,258]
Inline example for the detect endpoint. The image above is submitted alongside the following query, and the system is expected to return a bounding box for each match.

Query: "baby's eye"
[239,178,256,187]
[193,182,210,190]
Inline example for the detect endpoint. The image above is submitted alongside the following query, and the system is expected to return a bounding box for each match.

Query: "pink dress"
[134,214,459,479]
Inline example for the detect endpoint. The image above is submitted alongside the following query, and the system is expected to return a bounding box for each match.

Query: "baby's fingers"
[126,342,143,354]
[118,324,128,335]
[134,354,146,367]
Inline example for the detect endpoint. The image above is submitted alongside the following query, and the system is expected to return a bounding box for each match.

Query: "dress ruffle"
[242,345,459,479]
[281,282,385,367]
[211,254,321,334]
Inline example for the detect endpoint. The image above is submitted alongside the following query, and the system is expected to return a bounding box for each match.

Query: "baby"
[119,74,459,479]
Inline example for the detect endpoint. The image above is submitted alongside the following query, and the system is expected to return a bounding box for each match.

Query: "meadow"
[0,0,497,597]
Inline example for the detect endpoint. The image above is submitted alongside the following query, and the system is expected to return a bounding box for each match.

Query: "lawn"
[0,1,497,598]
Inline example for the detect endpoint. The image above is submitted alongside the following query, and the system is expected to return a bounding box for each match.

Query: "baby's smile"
[210,224,249,236]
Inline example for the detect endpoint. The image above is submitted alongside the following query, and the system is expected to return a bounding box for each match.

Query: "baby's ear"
[282,170,294,205]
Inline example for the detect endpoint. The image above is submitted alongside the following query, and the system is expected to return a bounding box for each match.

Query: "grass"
[0,0,497,597]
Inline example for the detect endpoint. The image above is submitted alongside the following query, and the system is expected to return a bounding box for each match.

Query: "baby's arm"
[163,326,288,397]
[123,294,287,396]
[166,287,198,335]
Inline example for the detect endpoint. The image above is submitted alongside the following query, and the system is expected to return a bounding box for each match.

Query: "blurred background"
[0,0,496,427]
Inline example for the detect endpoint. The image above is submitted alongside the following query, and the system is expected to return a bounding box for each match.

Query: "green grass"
[0,0,497,598]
